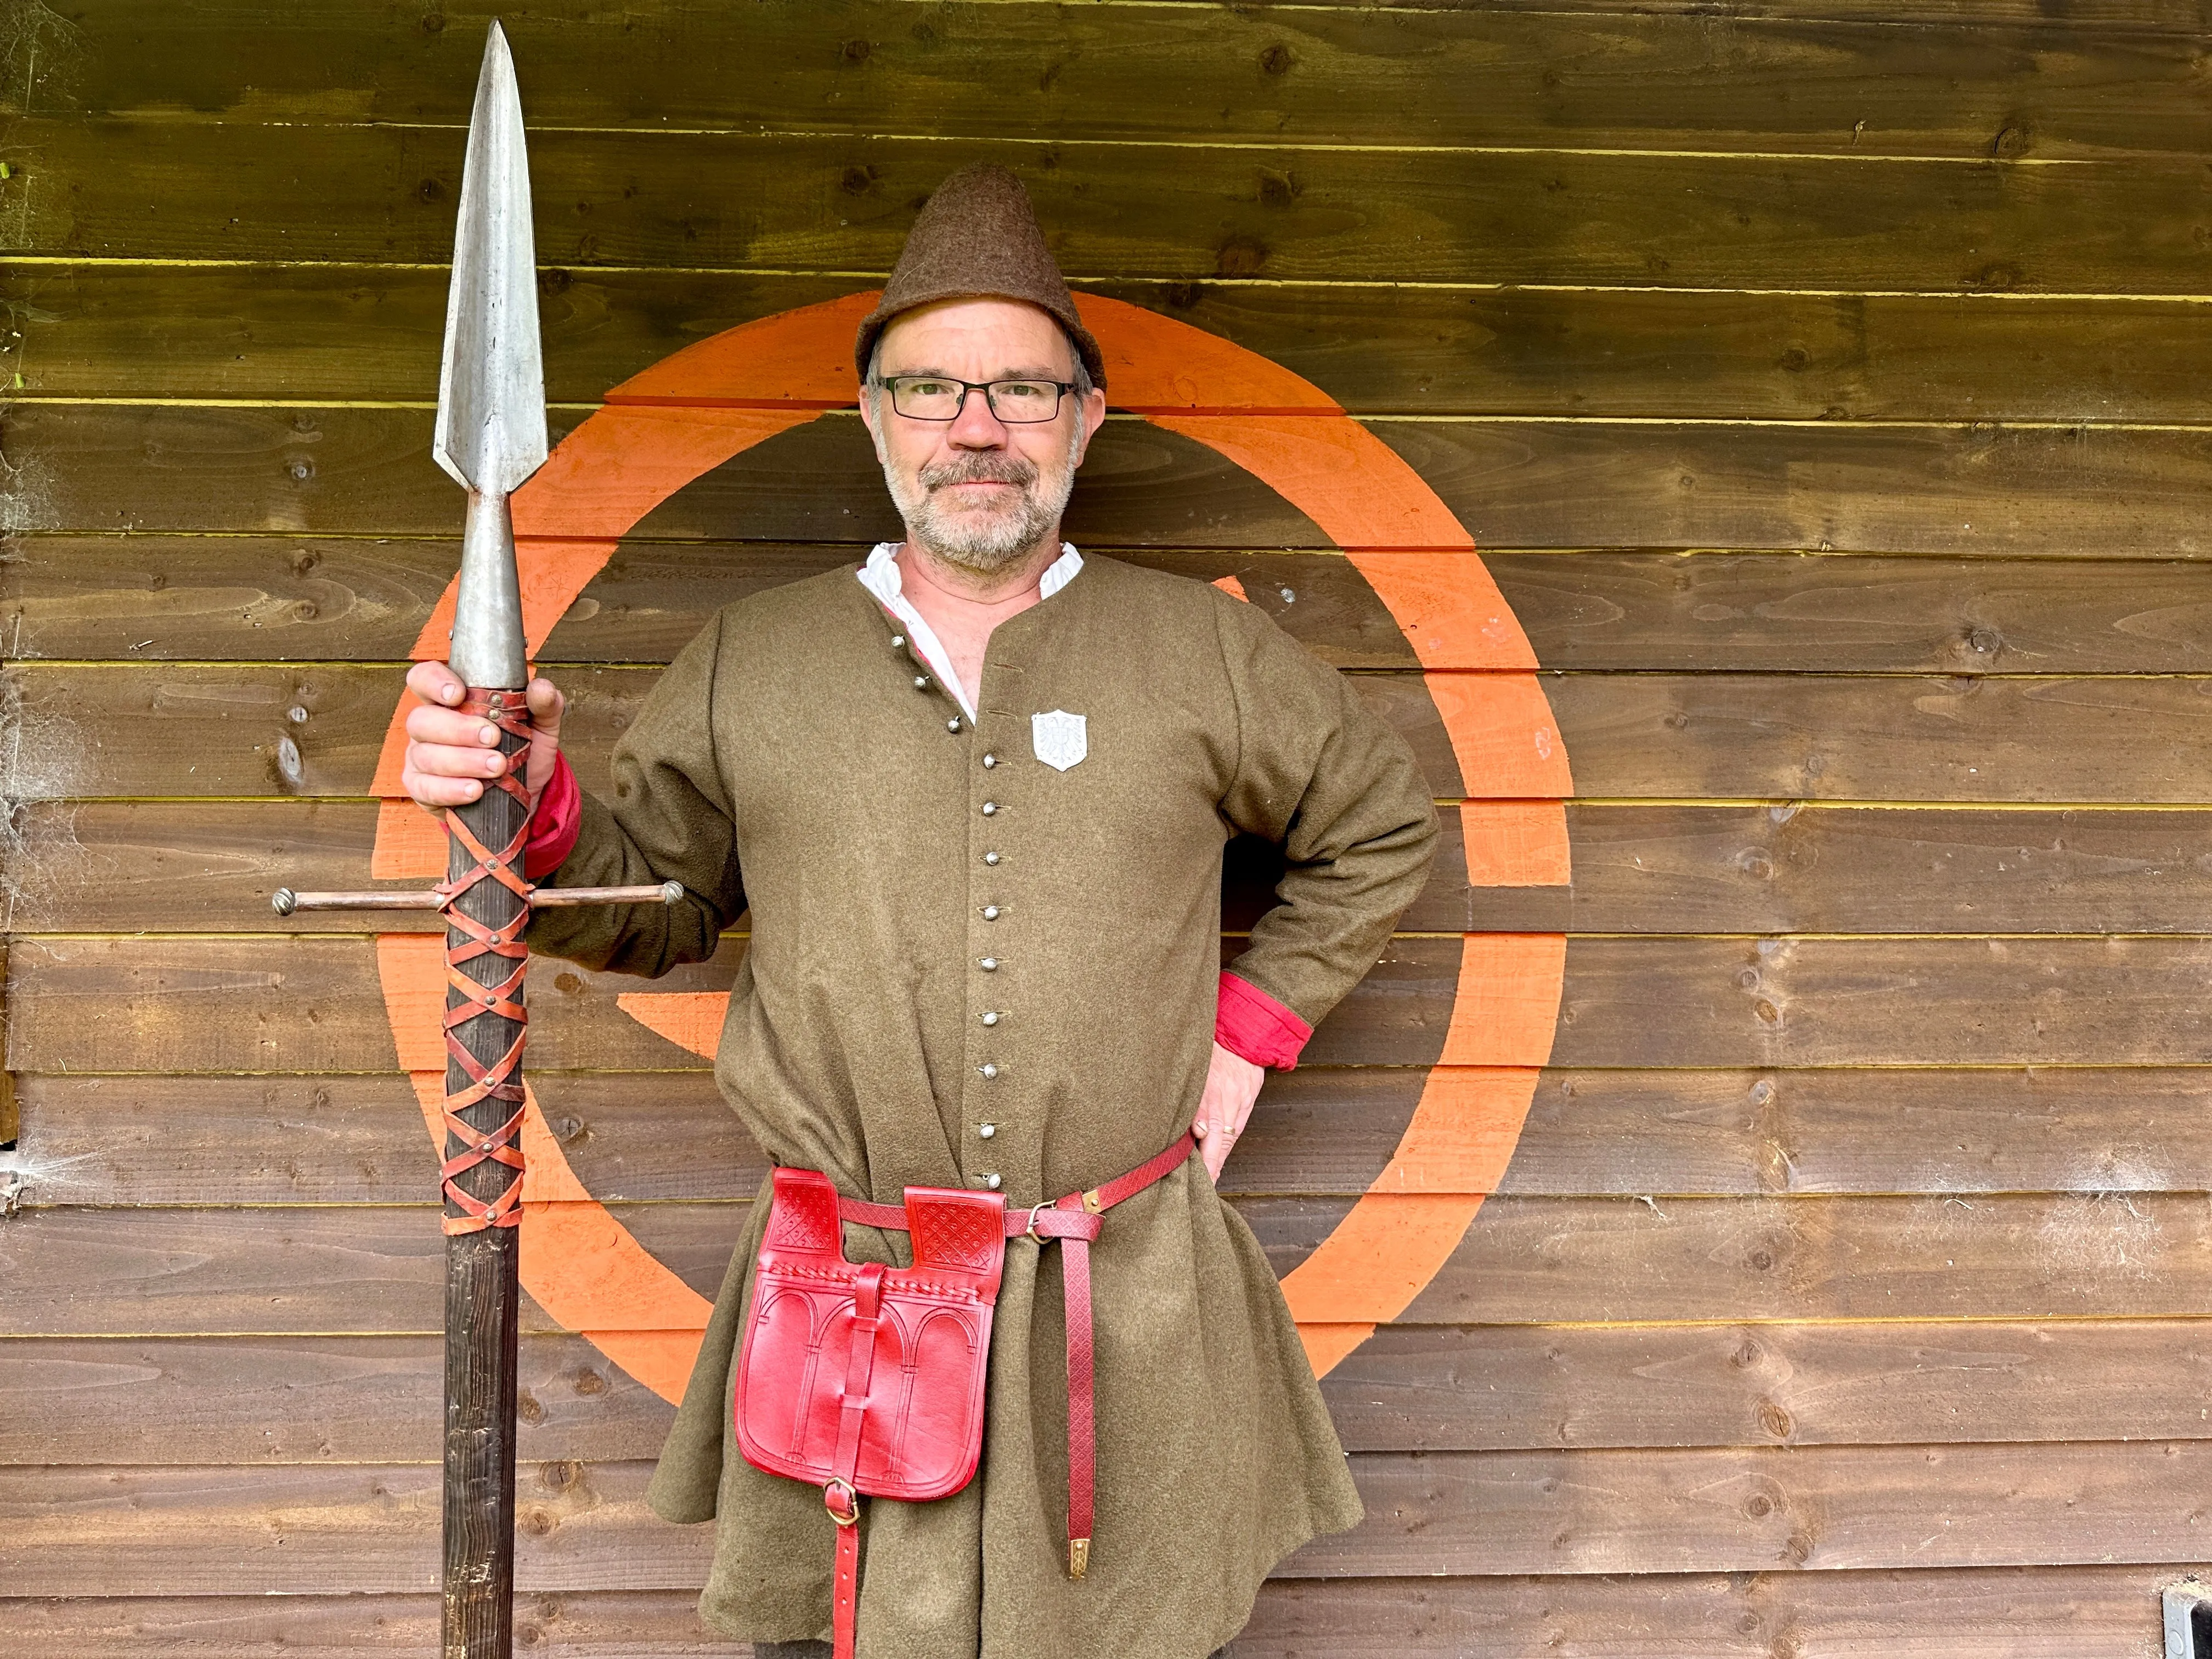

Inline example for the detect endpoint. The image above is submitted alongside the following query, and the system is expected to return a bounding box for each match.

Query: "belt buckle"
[823,1477,860,1525]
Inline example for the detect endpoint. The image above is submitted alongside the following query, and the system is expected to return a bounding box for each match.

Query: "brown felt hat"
[854,162,1106,391]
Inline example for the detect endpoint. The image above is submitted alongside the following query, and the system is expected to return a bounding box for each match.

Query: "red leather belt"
[733,1131,1198,1659]
[835,1130,1197,1583]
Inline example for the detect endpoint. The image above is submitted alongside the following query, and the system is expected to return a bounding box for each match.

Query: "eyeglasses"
[879,375,1076,424]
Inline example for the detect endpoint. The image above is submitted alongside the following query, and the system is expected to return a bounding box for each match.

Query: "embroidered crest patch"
[1031,709,1087,771]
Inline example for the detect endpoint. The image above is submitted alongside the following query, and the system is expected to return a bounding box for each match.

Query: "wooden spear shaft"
[439,702,532,1658]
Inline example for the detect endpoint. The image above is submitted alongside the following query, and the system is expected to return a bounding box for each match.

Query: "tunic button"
[984,852,1001,866]
[984,1172,1002,1190]
[891,635,906,648]
[979,1122,996,1139]
[979,957,998,971]
[947,717,962,732]
[913,675,929,689]
[981,801,997,816]
[981,1011,999,1026]
[983,753,997,769]
[982,905,1000,921]
[980,1063,998,1079]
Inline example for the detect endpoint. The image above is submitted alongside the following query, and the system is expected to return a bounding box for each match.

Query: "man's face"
[859,297,1108,575]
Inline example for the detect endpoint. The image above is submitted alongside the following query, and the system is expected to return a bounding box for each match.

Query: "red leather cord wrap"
[437,689,535,1237]
[836,1130,1196,1583]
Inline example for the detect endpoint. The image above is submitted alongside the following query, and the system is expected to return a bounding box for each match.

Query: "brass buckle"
[1024,1200,1054,1241]
[823,1478,860,1526]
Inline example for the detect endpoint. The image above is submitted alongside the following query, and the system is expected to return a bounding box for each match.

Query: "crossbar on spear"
[268,25,679,1658]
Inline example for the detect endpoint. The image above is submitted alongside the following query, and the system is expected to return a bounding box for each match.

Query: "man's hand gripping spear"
[268,25,679,1659]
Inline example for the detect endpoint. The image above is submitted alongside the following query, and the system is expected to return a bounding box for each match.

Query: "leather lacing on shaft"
[438,690,535,1235]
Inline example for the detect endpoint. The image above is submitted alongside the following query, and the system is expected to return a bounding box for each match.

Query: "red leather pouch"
[733,1165,1007,1505]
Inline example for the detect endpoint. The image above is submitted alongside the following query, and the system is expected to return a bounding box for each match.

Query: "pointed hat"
[854,162,1106,390]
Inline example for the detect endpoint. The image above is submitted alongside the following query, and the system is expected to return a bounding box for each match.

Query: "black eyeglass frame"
[876,374,1080,424]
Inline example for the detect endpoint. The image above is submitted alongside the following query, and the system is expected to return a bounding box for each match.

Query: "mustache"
[919,454,1040,491]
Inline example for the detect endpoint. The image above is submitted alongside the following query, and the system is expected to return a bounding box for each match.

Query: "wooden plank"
[1370,1190,2212,1324]
[21,2,2212,163]
[1541,673,2212,805]
[24,1190,2212,1335]
[0,1591,741,1657]
[22,266,2212,426]
[0,405,1326,549]
[1487,554,2212,674]
[2,796,1545,936]
[1323,1320,2212,1453]
[0,1201,747,1337]
[35,798,2212,939]
[18,404,2212,562]
[19,1062,2212,1206]
[20,799,1525,936]
[0,1567,2179,1658]
[1285,1441,2212,1576]
[0,927,1460,1075]
[9,1446,2212,1593]
[1412,0,2212,27]
[18,1317,2212,1464]
[26,933,2212,1075]
[1494,1065,2212,1198]
[0,1459,705,1596]
[21,659,2212,806]
[0,541,1420,670]
[8,1073,765,1206]
[0,663,1437,805]
[22,541,2212,674]
[0,1335,674,1465]
[1550,804,2212,935]
[1544,935,2212,1068]
[1241,1567,2174,1658]
[10,121,2212,294]
[1368,418,2212,562]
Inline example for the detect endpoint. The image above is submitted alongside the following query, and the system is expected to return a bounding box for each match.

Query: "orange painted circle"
[369,292,1571,1399]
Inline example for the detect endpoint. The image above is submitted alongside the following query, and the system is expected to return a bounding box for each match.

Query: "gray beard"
[881,434,1080,575]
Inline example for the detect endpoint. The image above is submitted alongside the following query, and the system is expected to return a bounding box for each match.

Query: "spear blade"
[434,19,545,691]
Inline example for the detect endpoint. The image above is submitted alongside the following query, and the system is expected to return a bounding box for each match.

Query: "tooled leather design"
[764,1167,842,1251]
[736,1176,1005,1505]
[909,1192,1007,1272]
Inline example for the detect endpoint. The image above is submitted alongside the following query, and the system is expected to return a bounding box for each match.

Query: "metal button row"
[971,716,1008,1190]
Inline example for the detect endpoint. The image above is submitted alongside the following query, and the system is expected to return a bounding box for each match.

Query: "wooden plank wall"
[4,1,2210,1652]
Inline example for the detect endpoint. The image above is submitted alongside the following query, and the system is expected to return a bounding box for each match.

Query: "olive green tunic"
[528,552,1438,1657]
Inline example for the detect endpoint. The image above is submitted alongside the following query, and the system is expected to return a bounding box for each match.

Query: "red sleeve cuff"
[521,751,582,879]
[1214,970,1312,1070]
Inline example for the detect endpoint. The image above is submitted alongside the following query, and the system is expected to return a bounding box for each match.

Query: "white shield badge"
[1031,709,1088,772]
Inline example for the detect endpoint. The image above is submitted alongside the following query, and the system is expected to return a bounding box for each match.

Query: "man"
[402,163,1438,1658]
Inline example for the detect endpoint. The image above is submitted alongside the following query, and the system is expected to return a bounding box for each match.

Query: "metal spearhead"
[433,20,546,691]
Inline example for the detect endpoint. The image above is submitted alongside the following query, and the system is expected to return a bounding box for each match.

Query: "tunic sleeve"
[1213,596,1440,1033]
[524,607,746,977]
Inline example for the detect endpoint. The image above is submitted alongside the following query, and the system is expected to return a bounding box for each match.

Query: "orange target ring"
[367,292,1571,1400]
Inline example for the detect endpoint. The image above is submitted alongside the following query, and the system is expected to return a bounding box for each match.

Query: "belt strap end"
[1067,1537,1090,1579]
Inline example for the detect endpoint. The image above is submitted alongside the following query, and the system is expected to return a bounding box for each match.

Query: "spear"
[270,24,679,1657]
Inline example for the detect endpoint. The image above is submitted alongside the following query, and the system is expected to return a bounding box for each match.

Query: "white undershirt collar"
[856,541,1083,721]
